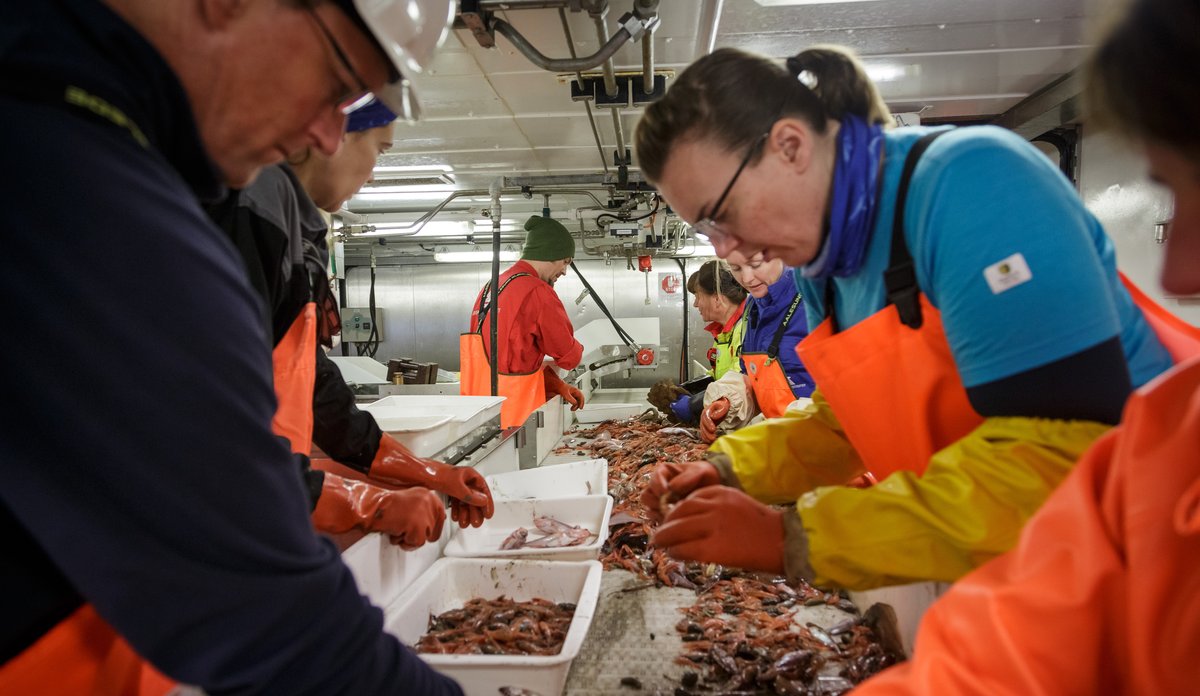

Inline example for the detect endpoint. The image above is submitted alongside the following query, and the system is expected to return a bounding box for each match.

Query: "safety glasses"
[692,131,770,246]
[306,8,372,114]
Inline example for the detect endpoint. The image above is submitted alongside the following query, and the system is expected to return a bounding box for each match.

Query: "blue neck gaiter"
[800,114,884,279]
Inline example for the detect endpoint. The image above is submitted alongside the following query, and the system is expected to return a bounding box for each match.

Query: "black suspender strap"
[473,273,530,333]
[766,291,804,360]
[884,130,947,330]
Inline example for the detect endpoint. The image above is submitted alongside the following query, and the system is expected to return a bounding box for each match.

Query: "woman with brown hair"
[855,0,1200,691]
[648,259,748,425]
[638,44,1183,590]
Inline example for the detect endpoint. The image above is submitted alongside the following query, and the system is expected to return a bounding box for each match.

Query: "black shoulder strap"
[767,291,804,360]
[884,130,947,330]
[473,272,531,333]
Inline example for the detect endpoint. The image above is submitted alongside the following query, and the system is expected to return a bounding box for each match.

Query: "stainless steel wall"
[1079,130,1200,323]
[342,258,717,387]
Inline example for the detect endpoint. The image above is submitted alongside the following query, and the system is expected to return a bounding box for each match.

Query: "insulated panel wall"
[343,258,717,387]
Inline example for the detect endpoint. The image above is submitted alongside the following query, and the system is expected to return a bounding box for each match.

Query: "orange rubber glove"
[699,397,731,444]
[312,473,445,550]
[544,366,584,411]
[651,486,785,575]
[368,435,493,528]
[638,460,722,522]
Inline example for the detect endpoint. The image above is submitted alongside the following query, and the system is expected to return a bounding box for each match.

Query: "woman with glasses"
[637,45,1188,591]
[855,0,1200,690]
[648,260,748,427]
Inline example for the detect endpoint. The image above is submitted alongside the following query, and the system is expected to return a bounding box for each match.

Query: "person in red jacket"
[461,216,585,428]
[855,0,1200,692]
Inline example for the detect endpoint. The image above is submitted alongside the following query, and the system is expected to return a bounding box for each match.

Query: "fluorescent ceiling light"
[864,63,910,83]
[755,0,879,5]
[434,250,520,263]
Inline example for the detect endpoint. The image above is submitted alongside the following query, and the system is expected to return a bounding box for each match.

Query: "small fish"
[522,532,574,548]
[500,527,528,550]
[658,426,702,441]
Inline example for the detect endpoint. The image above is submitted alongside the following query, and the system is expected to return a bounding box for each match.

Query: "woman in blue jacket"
[728,249,814,412]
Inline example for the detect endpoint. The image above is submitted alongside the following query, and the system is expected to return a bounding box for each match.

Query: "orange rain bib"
[742,292,804,418]
[797,132,1200,482]
[271,302,318,456]
[0,604,174,695]
[459,273,546,429]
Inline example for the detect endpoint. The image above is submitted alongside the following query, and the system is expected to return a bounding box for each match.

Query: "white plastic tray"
[384,557,602,696]
[361,395,503,457]
[443,495,612,562]
[486,459,609,500]
[341,520,449,609]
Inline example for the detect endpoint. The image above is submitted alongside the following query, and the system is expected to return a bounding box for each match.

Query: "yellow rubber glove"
[708,389,867,504]
[798,416,1111,590]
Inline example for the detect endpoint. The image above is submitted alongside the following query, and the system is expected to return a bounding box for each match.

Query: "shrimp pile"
[561,415,904,694]
[415,596,575,656]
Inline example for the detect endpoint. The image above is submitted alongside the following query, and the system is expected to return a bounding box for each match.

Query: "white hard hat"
[339,0,456,122]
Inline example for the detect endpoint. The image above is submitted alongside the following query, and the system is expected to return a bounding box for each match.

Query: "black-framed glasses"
[692,131,770,245]
[306,8,372,114]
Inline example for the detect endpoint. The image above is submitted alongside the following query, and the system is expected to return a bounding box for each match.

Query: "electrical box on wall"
[340,307,380,342]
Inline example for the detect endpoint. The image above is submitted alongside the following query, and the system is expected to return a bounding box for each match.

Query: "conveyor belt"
[563,569,858,694]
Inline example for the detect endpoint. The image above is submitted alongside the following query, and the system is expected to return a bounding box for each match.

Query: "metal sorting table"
[541,438,865,695]
[562,569,858,695]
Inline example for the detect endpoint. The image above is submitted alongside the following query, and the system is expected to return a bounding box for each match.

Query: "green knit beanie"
[520,215,575,261]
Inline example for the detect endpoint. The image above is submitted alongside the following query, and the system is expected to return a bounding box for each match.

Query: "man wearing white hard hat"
[0,1,463,694]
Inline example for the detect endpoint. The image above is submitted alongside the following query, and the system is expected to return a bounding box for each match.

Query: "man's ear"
[198,0,253,30]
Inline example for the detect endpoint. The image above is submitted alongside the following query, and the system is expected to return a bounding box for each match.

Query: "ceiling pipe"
[492,16,630,73]
[633,0,659,94]
[589,4,619,98]
[695,0,724,59]
[559,6,610,174]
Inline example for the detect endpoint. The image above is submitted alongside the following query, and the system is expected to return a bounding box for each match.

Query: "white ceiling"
[344,0,1098,254]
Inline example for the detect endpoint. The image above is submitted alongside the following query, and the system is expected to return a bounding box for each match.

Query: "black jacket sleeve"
[312,348,384,473]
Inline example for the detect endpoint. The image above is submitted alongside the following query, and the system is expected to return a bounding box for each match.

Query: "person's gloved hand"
[647,379,689,414]
[368,435,493,528]
[639,460,722,522]
[699,397,731,443]
[312,473,446,549]
[651,486,785,575]
[544,366,584,411]
[669,393,698,424]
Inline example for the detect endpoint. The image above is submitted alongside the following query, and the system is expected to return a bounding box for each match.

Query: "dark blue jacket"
[740,267,815,398]
[0,2,459,694]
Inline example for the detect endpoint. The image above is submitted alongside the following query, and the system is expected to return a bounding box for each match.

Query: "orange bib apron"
[1119,273,1200,363]
[797,132,1200,482]
[742,292,804,418]
[271,302,318,456]
[459,273,545,429]
[0,605,174,696]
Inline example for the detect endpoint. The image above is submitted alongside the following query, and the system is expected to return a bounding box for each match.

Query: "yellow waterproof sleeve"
[799,416,1110,590]
[709,389,866,504]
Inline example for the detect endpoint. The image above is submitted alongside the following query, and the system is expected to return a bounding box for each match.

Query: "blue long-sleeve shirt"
[0,2,460,694]
[740,267,815,398]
